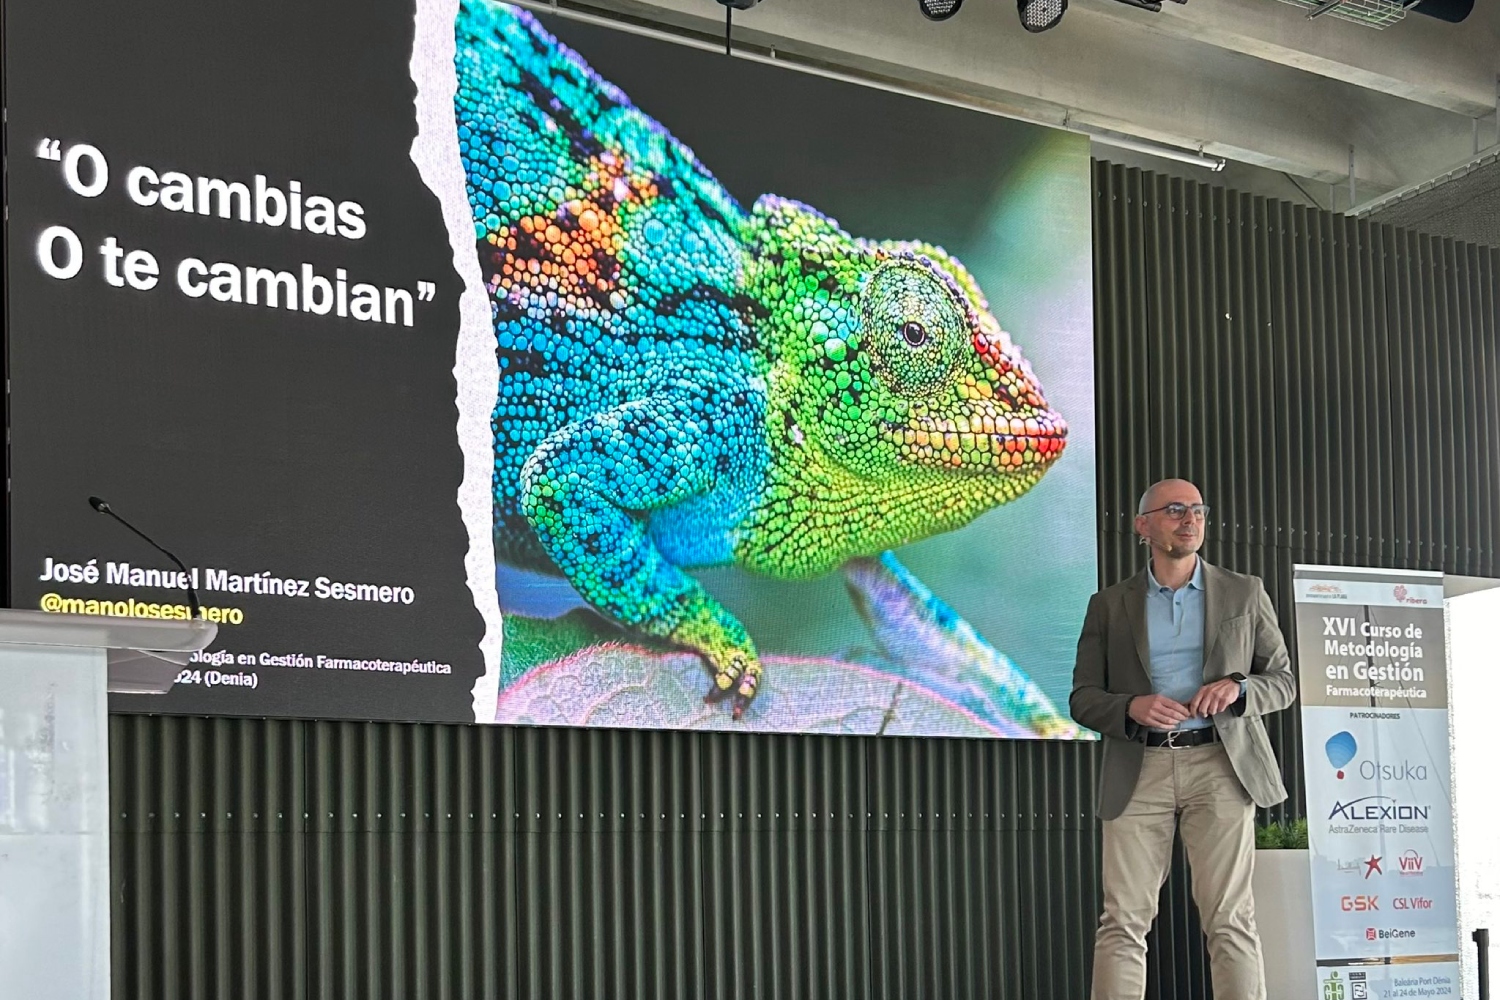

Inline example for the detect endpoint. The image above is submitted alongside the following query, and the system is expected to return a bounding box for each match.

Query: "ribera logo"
[1397,850,1425,876]
[1328,795,1431,821]
[1393,584,1429,606]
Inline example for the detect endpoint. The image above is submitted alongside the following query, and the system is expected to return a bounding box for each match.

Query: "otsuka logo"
[1341,895,1379,911]
[1326,731,1357,779]
[1397,850,1425,876]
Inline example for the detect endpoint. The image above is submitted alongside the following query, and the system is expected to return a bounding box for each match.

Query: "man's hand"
[1189,678,1242,718]
[1128,694,1191,730]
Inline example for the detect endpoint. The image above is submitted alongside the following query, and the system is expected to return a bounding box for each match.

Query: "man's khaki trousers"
[1090,741,1266,1000]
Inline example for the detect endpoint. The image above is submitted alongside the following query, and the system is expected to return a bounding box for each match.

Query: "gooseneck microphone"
[88,496,204,621]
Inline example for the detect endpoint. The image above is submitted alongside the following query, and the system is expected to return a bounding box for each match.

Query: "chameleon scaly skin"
[455,0,1068,717]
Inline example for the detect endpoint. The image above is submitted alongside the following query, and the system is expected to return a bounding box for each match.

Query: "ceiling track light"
[714,0,764,56]
[919,0,963,19]
[1016,0,1183,31]
[1017,0,1067,31]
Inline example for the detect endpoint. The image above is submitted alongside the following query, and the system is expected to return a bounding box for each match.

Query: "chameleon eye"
[861,260,964,397]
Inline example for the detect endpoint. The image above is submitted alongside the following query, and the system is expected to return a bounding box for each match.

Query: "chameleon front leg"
[518,393,764,714]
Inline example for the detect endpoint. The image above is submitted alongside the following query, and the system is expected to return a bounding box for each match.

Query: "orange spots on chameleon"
[485,155,663,309]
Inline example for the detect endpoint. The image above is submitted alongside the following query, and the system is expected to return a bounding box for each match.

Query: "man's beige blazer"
[1069,559,1298,821]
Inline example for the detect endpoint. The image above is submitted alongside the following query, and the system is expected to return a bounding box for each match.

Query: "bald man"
[1070,478,1297,1000]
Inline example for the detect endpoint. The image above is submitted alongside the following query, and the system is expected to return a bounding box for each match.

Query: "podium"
[0,610,216,1000]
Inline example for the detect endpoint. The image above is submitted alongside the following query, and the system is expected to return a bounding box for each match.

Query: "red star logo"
[1364,855,1383,878]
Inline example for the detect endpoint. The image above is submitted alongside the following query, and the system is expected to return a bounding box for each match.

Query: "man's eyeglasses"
[1141,502,1210,521]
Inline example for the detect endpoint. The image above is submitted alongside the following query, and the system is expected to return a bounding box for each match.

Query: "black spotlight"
[1018,0,1067,31]
[919,0,963,19]
[715,0,763,7]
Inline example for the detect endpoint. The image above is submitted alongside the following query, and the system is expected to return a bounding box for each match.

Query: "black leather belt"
[1145,727,1220,748]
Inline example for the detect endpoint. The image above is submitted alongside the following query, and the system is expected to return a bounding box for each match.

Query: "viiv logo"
[1398,850,1425,876]
[1326,731,1357,779]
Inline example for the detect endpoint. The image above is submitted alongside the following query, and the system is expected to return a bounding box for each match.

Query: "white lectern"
[0,609,216,1000]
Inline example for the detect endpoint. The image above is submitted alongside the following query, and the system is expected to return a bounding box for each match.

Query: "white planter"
[1252,848,1317,1000]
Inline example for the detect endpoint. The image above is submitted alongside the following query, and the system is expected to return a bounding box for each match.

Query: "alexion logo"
[1328,796,1430,821]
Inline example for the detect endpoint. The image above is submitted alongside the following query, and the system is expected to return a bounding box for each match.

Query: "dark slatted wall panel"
[104,161,1499,999]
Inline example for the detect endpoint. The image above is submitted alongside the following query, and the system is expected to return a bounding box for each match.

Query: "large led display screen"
[5,0,1097,737]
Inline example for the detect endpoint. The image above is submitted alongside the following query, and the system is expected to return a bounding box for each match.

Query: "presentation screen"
[5,0,1097,737]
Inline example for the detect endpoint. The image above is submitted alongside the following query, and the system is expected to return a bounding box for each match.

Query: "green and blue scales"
[455,0,1072,731]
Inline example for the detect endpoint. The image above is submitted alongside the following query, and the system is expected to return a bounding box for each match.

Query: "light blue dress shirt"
[1144,559,1212,731]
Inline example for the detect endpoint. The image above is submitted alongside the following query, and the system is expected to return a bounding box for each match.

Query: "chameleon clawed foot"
[699,651,761,719]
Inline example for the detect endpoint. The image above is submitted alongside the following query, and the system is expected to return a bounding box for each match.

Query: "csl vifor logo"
[1326,731,1357,779]
[1323,970,1346,1000]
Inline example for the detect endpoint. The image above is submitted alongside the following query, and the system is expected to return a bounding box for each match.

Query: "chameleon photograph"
[435,0,1096,737]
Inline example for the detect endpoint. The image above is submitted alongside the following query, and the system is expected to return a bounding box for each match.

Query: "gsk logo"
[1341,895,1379,912]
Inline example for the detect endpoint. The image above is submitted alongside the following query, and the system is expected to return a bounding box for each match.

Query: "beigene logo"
[1326,731,1357,779]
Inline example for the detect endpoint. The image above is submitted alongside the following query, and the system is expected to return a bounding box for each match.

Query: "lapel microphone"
[88,496,204,621]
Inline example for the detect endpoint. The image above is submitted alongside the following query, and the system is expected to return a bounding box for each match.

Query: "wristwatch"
[1229,671,1247,695]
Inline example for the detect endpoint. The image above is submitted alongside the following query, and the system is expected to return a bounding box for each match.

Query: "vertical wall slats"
[106,161,1498,999]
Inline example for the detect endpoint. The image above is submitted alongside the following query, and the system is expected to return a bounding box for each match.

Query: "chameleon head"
[751,196,1066,513]
[855,243,1068,487]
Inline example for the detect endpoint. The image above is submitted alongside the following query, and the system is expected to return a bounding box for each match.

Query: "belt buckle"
[1164,729,1181,749]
